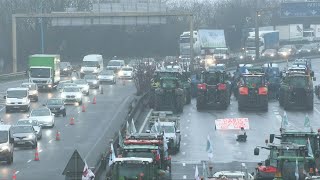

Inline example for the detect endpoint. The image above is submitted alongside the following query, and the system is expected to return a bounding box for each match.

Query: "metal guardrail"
[0,71,26,82]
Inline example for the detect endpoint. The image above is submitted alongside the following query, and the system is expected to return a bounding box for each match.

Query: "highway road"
[0,78,136,180]
[137,58,320,180]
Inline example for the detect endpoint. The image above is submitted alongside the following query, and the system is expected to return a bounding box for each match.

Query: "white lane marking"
[187,119,190,122]
[139,109,153,133]
[182,163,186,166]
[39,149,43,153]
[188,113,191,116]
[85,96,131,160]
[315,107,320,114]
[27,160,32,163]
[78,111,81,113]
[186,126,189,129]
[0,105,5,112]
[184,134,188,137]
[15,171,20,175]
[182,152,186,155]
[183,175,187,179]
[183,143,187,146]
[65,124,68,127]
[48,140,53,143]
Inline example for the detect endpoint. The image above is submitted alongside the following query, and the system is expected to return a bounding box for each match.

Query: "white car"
[98,70,116,84]
[16,119,42,140]
[73,79,90,96]
[213,171,254,180]
[118,67,134,79]
[4,87,30,113]
[61,86,83,105]
[28,108,55,128]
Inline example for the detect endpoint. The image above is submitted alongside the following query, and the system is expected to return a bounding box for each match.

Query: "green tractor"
[279,72,315,110]
[254,142,316,180]
[154,77,186,113]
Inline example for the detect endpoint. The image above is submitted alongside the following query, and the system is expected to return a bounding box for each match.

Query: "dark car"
[45,98,66,117]
[60,62,72,76]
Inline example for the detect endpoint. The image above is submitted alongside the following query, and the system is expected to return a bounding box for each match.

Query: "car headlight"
[72,77,77,81]
[118,71,124,76]
[63,68,68,71]
[80,69,84,73]
[30,90,38,95]
[239,55,244,59]
[6,100,12,104]
[61,93,66,98]
[60,106,65,110]
[93,80,98,84]
[270,54,274,57]
[28,134,34,139]
[0,146,9,151]
[76,94,82,98]
[308,50,311,52]
[223,55,227,59]
[93,69,98,73]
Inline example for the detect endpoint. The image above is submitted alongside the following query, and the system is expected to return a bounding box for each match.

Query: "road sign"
[62,149,85,178]
[281,2,320,17]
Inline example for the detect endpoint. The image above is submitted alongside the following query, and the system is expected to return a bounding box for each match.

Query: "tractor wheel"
[176,95,184,113]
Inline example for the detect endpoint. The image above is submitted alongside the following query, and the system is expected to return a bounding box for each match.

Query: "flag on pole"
[118,130,124,148]
[304,114,311,128]
[163,133,168,158]
[156,149,161,161]
[82,161,95,180]
[108,143,116,166]
[131,119,137,134]
[295,159,299,180]
[307,138,314,158]
[195,165,200,180]
[126,121,130,137]
[281,111,289,129]
[206,135,214,159]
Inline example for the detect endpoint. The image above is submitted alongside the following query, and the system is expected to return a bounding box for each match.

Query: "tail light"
[218,83,226,90]
[197,83,207,90]
[239,87,248,95]
[259,87,268,95]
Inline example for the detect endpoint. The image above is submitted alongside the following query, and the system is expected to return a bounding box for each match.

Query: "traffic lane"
[173,98,277,164]
[8,82,136,180]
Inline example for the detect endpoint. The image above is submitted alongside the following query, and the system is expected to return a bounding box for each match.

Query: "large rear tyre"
[176,95,184,113]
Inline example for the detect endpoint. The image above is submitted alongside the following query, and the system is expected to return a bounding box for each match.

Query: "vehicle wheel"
[7,156,13,165]
[5,108,9,113]
[26,106,30,112]
[186,89,191,104]
[63,111,66,117]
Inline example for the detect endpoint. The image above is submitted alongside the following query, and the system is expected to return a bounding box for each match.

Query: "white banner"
[215,118,249,130]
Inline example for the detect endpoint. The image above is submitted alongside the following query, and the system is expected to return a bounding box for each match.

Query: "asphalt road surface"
[0,78,136,180]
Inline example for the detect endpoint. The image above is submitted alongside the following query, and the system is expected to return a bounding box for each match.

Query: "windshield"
[108,61,122,66]
[265,49,275,53]
[101,71,113,75]
[0,131,8,143]
[279,48,289,52]
[21,84,36,90]
[161,125,175,133]
[214,49,228,54]
[17,120,38,126]
[63,87,80,92]
[82,61,99,67]
[161,79,177,88]
[180,37,190,43]
[84,75,96,80]
[122,68,133,71]
[47,99,63,105]
[7,90,27,98]
[118,163,148,178]
[243,76,263,87]
[73,80,86,84]
[30,68,50,78]
[288,76,308,87]
[31,109,50,116]
[12,126,33,134]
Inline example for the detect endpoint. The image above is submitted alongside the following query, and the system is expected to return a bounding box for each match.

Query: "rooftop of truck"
[30,54,59,58]
[114,157,153,163]
[123,145,159,150]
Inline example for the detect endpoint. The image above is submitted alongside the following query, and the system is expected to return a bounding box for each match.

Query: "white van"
[80,54,104,76]
[4,87,30,113]
[0,125,14,164]
[106,60,125,72]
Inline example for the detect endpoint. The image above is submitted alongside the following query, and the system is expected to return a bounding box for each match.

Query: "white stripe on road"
[315,107,320,114]
[27,160,32,163]
[139,109,153,133]
[183,175,187,179]
[0,105,5,112]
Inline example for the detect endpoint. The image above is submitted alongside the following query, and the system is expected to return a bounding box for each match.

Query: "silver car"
[98,70,116,84]
[84,74,100,89]
[11,125,37,149]
[29,108,55,128]
[16,119,42,140]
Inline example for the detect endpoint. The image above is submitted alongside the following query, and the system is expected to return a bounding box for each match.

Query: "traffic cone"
[12,170,16,180]
[69,117,75,125]
[81,104,86,112]
[56,130,60,141]
[92,96,96,104]
[34,147,39,161]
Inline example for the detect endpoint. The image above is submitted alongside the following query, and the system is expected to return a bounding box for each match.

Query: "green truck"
[28,54,61,90]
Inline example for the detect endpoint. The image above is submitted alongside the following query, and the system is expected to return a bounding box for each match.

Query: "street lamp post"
[39,0,44,54]
[255,11,260,61]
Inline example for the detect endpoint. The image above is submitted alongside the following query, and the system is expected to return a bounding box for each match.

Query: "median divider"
[92,92,149,179]
[0,71,26,82]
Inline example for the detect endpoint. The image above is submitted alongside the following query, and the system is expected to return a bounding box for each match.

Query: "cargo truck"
[245,31,279,59]
[28,54,60,90]
[275,24,304,43]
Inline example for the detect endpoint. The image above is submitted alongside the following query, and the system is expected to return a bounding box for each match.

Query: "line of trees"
[0,0,279,72]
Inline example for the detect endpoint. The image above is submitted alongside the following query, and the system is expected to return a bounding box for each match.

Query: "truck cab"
[80,54,104,77]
